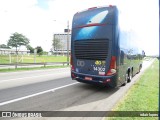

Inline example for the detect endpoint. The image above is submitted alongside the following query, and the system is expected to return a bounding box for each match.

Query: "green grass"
[0,55,10,63]
[0,55,69,72]
[23,55,67,63]
[0,55,67,63]
[106,58,159,120]
[0,65,69,72]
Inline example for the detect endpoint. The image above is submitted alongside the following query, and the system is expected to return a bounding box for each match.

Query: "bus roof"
[76,5,117,13]
[72,6,118,29]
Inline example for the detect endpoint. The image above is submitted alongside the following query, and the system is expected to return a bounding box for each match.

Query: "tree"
[36,46,43,56]
[0,44,10,49]
[7,32,29,68]
[26,45,34,53]
[7,32,30,54]
[52,38,62,51]
[52,38,63,55]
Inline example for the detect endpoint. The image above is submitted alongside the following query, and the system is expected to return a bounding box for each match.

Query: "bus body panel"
[71,6,143,88]
[72,25,113,77]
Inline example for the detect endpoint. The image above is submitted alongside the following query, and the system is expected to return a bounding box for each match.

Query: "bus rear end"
[71,6,118,87]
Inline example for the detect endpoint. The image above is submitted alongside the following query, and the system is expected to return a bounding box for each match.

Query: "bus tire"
[122,73,128,86]
[127,70,133,83]
[137,64,142,74]
[139,64,142,73]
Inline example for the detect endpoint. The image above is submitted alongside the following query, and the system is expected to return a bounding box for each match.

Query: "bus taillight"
[88,7,97,10]
[70,54,75,71]
[106,56,117,76]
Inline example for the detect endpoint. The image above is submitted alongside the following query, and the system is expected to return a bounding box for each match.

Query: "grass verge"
[106,58,159,120]
[0,55,67,63]
[0,65,69,72]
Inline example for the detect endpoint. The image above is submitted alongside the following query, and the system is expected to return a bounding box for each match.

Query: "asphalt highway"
[0,59,154,120]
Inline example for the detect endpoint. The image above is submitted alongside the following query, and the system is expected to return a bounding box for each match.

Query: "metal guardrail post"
[15,62,17,69]
[44,63,46,67]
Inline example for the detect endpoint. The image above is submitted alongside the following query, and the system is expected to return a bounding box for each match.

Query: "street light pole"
[67,20,69,65]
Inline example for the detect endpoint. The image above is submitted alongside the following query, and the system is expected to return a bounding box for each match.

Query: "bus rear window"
[73,7,115,29]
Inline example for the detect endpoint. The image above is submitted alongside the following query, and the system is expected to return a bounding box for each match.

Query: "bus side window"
[120,50,124,65]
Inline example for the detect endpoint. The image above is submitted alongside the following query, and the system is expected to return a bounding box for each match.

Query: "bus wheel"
[122,74,128,86]
[127,70,133,83]
[138,64,142,73]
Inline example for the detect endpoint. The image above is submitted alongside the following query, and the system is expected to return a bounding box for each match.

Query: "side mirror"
[142,50,145,57]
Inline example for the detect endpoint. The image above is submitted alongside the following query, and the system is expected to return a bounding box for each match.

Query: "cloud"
[0,0,37,12]
[0,0,158,55]
[0,0,53,49]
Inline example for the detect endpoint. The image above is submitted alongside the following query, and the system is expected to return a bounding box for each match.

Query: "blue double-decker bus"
[70,5,143,87]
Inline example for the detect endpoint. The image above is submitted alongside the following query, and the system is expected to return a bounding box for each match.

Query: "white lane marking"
[0,71,69,83]
[0,68,70,75]
[0,82,79,106]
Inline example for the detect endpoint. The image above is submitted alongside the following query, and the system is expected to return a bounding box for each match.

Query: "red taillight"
[110,56,116,69]
[70,54,75,71]
[88,7,97,10]
[71,73,75,78]
[77,23,106,28]
[106,56,117,76]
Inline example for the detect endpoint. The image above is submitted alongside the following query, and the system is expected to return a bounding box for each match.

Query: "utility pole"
[34,49,37,63]
[67,20,69,65]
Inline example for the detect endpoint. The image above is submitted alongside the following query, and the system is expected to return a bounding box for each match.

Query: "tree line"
[0,32,43,56]
[0,32,64,56]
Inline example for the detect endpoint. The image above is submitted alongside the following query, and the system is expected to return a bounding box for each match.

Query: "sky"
[0,0,159,56]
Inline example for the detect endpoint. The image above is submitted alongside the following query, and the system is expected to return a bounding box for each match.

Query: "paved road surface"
[0,59,154,120]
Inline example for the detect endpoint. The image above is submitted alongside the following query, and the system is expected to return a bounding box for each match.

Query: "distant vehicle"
[70,5,144,87]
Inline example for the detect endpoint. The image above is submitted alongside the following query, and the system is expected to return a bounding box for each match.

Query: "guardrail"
[0,62,69,69]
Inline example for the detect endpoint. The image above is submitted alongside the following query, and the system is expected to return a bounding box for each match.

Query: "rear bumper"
[71,71,117,87]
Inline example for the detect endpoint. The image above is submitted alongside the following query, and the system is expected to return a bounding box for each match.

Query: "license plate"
[85,77,92,80]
